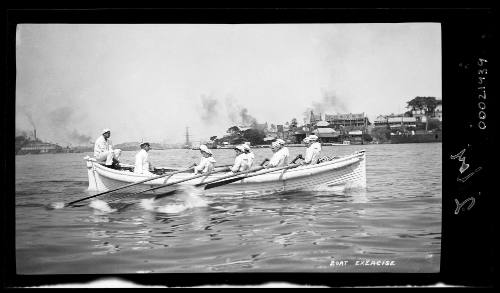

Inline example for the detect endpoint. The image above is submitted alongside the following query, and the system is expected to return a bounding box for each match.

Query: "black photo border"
[3,7,495,288]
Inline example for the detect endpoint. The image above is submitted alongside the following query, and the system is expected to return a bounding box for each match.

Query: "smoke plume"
[19,106,37,129]
[68,130,92,144]
[303,90,349,121]
[46,106,92,145]
[199,95,259,127]
[239,108,257,126]
[48,106,74,126]
[199,95,219,124]
[223,98,259,126]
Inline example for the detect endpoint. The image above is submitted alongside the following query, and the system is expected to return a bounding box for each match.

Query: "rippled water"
[15,143,441,274]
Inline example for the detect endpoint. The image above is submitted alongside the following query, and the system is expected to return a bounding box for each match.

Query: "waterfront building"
[19,142,63,154]
[374,115,389,127]
[434,102,442,121]
[387,116,417,129]
[324,113,370,131]
[291,128,307,143]
[348,130,364,144]
[312,127,340,143]
[411,110,428,123]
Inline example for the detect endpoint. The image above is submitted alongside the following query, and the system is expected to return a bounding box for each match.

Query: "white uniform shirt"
[304,142,321,164]
[194,156,217,174]
[281,147,290,165]
[231,153,250,172]
[268,148,289,168]
[246,152,255,168]
[94,135,112,157]
[134,149,151,174]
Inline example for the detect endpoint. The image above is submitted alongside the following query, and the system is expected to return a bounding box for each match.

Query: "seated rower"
[302,135,322,165]
[193,145,217,174]
[242,142,255,169]
[134,142,155,175]
[94,128,122,167]
[230,145,250,173]
[276,139,289,165]
[263,141,288,168]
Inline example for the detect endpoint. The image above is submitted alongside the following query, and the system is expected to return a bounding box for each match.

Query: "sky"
[15,23,441,146]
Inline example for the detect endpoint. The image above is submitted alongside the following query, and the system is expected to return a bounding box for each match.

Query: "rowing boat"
[84,150,366,196]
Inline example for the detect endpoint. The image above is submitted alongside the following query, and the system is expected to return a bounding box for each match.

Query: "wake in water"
[139,184,210,214]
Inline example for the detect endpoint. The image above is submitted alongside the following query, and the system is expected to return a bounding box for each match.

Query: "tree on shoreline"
[406,96,439,116]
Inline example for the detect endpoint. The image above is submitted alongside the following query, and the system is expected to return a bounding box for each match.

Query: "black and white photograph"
[5,8,494,288]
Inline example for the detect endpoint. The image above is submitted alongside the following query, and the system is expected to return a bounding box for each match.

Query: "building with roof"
[312,127,340,143]
[18,142,63,154]
[434,102,442,121]
[374,115,389,127]
[309,111,322,126]
[324,113,370,131]
[387,116,417,129]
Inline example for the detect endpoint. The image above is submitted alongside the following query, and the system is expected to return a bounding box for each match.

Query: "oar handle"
[291,154,304,164]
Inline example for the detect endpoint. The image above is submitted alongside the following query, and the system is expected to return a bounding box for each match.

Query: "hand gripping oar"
[203,163,301,190]
[62,166,195,207]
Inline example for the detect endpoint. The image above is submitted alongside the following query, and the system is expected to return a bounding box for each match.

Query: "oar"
[61,166,195,207]
[106,165,232,204]
[203,163,301,190]
[130,166,231,198]
[291,154,304,164]
[151,166,265,200]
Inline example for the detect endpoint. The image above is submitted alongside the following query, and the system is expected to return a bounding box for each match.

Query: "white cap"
[234,145,245,152]
[276,139,285,146]
[102,128,111,134]
[308,135,318,141]
[199,144,212,155]
[242,144,251,152]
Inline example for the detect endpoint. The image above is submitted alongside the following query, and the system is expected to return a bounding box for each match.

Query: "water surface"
[15,143,441,273]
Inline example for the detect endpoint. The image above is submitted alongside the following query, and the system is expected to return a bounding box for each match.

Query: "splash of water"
[48,202,66,209]
[139,198,157,211]
[89,199,117,213]
[177,185,210,208]
[139,185,210,214]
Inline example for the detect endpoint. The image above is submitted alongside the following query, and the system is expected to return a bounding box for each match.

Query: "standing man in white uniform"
[94,128,121,167]
[134,142,154,175]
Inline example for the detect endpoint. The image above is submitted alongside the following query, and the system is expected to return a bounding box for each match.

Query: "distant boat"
[323,140,351,146]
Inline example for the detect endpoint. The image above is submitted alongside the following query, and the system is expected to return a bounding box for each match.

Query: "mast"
[185,127,190,147]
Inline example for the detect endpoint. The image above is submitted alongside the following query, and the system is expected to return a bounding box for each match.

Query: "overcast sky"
[15,23,441,146]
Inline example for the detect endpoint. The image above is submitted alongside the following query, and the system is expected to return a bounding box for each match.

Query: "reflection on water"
[15,144,441,273]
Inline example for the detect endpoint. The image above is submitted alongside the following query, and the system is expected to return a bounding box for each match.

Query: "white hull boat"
[84,150,367,196]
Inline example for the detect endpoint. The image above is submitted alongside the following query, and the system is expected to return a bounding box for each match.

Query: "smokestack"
[34,128,37,141]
